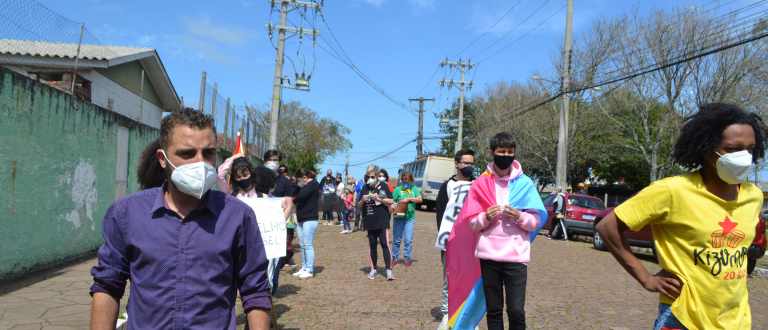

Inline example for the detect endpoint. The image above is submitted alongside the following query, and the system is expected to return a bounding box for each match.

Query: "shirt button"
[178,277,183,282]
[177,306,181,311]
[180,248,185,253]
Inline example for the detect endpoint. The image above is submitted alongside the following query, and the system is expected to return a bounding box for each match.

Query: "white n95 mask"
[265,161,280,171]
[714,150,753,184]
[162,150,217,199]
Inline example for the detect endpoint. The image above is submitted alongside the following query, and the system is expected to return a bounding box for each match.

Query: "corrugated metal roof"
[0,39,153,62]
[756,180,768,192]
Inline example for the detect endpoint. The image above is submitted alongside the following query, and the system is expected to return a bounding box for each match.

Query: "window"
[567,196,605,210]
[542,195,553,207]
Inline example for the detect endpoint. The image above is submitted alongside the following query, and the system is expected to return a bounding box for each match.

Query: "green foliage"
[286,151,321,175]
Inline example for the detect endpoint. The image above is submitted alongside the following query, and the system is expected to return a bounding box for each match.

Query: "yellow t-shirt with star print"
[614,171,762,330]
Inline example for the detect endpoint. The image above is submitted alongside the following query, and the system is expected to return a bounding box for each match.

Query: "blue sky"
[39,0,755,180]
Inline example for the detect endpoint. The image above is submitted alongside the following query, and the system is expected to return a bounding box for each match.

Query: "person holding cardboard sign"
[391,172,422,268]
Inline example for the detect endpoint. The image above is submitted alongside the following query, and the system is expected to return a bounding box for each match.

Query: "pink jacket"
[468,162,541,264]
[217,158,260,199]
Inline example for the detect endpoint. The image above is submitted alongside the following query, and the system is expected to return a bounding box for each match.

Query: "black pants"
[323,210,334,221]
[479,259,527,330]
[355,207,362,230]
[367,229,391,271]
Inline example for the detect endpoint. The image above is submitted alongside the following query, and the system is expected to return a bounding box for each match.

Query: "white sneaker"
[292,269,305,277]
[299,271,313,279]
[437,314,450,330]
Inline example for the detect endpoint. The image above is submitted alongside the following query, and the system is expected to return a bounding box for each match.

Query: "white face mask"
[377,177,386,182]
[367,178,377,186]
[298,179,306,188]
[265,161,280,171]
[162,150,217,199]
[713,150,753,184]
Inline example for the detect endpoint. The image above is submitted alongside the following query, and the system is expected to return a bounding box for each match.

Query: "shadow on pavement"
[275,284,301,299]
[0,249,97,297]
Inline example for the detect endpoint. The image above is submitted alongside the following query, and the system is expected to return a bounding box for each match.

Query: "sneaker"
[404,260,411,268]
[391,259,398,268]
[437,314,450,330]
[292,269,306,277]
[367,269,377,280]
[546,235,552,239]
[287,260,297,266]
[386,269,395,281]
[299,271,313,279]
[560,238,569,242]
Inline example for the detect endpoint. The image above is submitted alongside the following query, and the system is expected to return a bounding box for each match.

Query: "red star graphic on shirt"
[718,216,738,236]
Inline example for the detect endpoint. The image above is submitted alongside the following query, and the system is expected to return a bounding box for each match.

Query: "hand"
[486,205,502,219]
[229,153,245,161]
[281,199,288,209]
[504,205,520,221]
[402,198,410,203]
[641,269,682,301]
[371,194,381,202]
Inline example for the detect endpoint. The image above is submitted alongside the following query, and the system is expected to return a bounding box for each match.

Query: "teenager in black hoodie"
[292,168,320,279]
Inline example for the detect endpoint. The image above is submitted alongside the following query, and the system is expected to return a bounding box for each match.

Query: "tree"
[434,97,480,157]
[245,100,352,169]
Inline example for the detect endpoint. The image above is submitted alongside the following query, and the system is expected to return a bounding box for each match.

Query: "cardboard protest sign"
[435,180,473,251]
[242,198,287,259]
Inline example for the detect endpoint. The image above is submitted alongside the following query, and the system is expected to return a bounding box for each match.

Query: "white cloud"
[180,16,258,46]
[240,0,252,7]
[358,0,389,8]
[409,0,436,11]
[177,35,240,66]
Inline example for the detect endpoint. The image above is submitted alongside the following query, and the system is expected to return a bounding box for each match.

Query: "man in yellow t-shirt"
[596,103,767,330]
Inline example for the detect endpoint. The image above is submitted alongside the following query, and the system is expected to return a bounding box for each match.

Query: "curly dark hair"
[230,157,253,188]
[252,166,277,195]
[672,103,768,169]
[160,108,216,149]
[136,138,166,190]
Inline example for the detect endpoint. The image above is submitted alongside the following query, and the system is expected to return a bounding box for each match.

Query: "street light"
[531,75,560,84]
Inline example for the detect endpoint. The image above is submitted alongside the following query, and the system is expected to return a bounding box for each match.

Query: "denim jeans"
[342,210,351,231]
[392,218,415,261]
[296,220,318,272]
[653,303,688,330]
[271,257,281,295]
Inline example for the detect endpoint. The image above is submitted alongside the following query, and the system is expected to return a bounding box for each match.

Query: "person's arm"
[514,208,541,232]
[407,186,423,204]
[468,206,502,232]
[245,308,270,330]
[596,211,681,300]
[373,184,395,206]
[237,209,272,328]
[282,196,292,221]
[435,181,449,228]
[91,292,119,330]
[293,182,313,204]
[90,205,130,329]
[216,157,235,194]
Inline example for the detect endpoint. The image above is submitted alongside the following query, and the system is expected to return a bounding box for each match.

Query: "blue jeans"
[271,257,282,295]
[392,218,415,261]
[342,211,351,231]
[653,303,688,330]
[296,220,318,272]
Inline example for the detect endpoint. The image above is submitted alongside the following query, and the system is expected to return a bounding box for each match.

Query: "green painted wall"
[0,66,159,279]
[95,60,163,108]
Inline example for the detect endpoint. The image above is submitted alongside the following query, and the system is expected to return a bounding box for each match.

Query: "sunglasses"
[365,175,375,180]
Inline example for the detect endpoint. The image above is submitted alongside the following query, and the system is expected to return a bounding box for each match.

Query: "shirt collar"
[151,181,219,216]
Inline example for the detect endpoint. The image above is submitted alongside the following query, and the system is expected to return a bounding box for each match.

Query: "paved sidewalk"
[3,210,768,329]
[0,254,129,330]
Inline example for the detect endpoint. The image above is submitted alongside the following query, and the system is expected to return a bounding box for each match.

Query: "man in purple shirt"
[89,109,271,329]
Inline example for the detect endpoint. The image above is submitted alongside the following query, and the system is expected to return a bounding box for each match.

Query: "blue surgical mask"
[402,183,410,189]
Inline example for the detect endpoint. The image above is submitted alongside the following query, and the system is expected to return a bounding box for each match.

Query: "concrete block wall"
[0,66,159,279]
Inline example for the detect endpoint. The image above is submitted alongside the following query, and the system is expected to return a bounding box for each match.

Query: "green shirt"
[393,185,421,220]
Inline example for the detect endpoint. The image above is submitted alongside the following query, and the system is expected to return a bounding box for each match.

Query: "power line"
[476,5,567,64]
[450,0,524,59]
[468,0,553,59]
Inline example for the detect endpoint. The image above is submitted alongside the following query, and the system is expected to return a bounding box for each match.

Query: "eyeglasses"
[459,161,475,166]
[365,176,375,180]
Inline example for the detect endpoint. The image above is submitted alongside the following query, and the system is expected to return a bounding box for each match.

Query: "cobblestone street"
[3,210,768,329]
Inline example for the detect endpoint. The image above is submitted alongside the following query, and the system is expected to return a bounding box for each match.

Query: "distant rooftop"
[0,39,154,63]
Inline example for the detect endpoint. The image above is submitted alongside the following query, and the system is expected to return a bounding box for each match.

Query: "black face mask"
[459,166,474,177]
[235,177,253,190]
[493,154,515,170]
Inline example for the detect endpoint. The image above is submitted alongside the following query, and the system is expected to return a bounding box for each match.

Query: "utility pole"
[70,23,84,95]
[265,0,321,150]
[409,97,434,157]
[345,154,349,184]
[198,71,206,111]
[438,58,475,152]
[556,0,574,191]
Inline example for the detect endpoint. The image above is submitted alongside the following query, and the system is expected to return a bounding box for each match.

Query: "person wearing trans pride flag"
[446,132,547,330]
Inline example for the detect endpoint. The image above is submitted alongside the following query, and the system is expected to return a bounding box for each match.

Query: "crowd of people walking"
[91,102,767,330]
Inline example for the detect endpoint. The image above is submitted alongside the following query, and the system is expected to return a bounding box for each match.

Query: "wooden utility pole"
[556,0,574,191]
[409,97,434,157]
[198,71,206,111]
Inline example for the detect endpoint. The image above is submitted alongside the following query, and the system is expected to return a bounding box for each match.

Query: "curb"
[753,267,768,279]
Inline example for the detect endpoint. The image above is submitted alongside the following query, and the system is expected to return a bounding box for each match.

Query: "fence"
[0,0,171,128]
[196,72,268,159]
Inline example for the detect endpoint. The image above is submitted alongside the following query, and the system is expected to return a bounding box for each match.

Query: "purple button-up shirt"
[90,184,271,329]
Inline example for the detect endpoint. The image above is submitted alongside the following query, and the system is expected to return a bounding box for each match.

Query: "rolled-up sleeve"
[90,204,130,298]
[237,207,272,311]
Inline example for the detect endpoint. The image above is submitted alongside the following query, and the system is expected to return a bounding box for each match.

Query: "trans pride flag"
[445,167,547,330]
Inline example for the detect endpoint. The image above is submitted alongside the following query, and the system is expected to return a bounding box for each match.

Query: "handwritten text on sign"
[242,198,287,259]
[435,180,473,250]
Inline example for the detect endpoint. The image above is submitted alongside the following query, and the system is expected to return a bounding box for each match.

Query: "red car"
[543,193,606,239]
[592,199,767,274]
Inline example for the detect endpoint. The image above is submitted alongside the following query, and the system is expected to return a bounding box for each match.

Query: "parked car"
[592,197,767,274]
[542,193,606,239]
